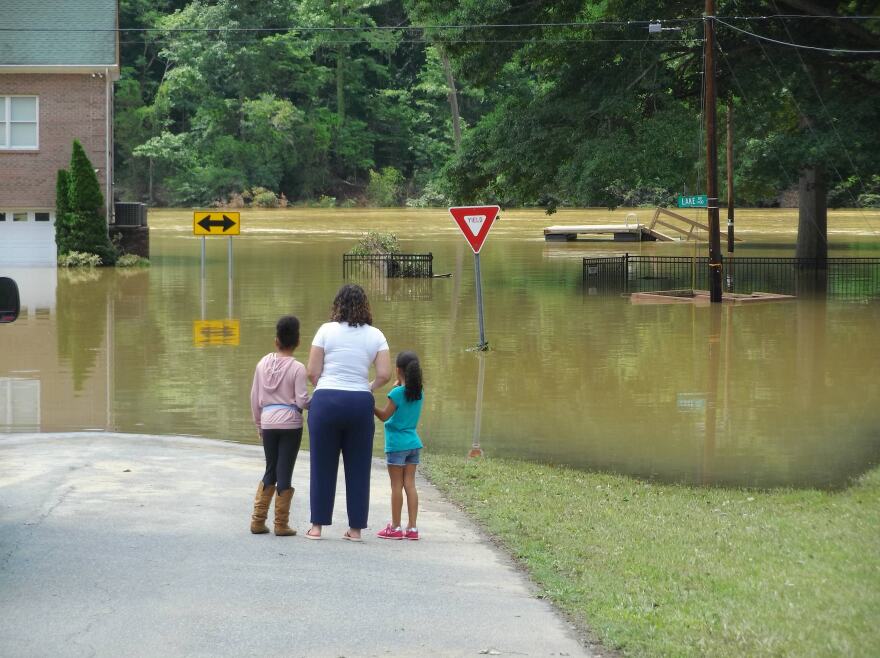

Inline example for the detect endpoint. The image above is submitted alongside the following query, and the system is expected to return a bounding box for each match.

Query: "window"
[0,96,38,150]
[0,212,5,221]
[35,212,50,222]
[12,212,28,222]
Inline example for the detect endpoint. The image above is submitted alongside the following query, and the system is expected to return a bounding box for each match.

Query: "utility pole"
[704,0,723,302]
[726,97,734,254]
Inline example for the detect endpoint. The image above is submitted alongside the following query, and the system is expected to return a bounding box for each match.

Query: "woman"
[306,284,391,540]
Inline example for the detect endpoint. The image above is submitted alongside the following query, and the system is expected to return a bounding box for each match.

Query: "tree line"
[115,1,880,210]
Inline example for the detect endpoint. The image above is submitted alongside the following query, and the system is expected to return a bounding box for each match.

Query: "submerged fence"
[583,255,880,299]
[343,253,433,279]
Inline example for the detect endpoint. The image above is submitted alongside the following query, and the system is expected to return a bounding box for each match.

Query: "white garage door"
[0,211,57,266]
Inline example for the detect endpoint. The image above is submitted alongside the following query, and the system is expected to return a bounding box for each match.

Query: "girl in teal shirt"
[374,351,424,540]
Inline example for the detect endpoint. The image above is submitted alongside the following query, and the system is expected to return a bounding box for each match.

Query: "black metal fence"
[583,255,880,299]
[343,253,433,279]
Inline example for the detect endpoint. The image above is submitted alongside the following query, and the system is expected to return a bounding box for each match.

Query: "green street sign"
[677,195,708,208]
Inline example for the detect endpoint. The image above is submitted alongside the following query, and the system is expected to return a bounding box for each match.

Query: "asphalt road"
[0,433,591,657]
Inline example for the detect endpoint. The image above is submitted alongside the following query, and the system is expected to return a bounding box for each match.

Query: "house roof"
[0,0,117,67]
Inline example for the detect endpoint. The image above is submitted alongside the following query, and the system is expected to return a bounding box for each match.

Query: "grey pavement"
[0,433,590,657]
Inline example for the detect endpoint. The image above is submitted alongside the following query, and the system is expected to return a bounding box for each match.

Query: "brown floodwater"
[2,207,879,488]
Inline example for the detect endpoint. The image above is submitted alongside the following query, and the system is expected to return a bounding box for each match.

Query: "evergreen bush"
[58,140,117,264]
[68,140,104,213]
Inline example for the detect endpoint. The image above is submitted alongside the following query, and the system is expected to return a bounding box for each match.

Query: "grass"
[422,456,880,658]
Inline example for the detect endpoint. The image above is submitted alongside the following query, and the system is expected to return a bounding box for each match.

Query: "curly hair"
[276,315,300,349]
[396,351,423,402]
[330,284,373,326]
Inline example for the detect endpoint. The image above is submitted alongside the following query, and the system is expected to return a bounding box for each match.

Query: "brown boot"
[274,487,296,536]
[250,481,276,534]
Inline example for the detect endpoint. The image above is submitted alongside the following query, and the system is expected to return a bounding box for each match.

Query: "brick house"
[0,0,119,266]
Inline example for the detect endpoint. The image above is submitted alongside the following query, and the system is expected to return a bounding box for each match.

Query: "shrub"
[406,181,449,208]
[602,179,674,209]
[116,254,150,267]
[349,231,400,256]
[226,192,246,208]
[56,140,116,264]
[68,140,104,214]
[64,211,118,265]
[254,190,279,207]
[858,193,880,208]
[58,251,103,267]
[365,167,404,207]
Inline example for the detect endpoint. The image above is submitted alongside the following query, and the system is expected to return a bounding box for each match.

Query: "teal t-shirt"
[384,385,424,453]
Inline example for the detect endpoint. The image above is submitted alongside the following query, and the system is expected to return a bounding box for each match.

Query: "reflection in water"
[1,208,879,488]
[468,352,486,459]
[56,269,109,392]
[701,305,722,485]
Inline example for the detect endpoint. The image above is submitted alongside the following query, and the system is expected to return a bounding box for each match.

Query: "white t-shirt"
[312,322,389,392]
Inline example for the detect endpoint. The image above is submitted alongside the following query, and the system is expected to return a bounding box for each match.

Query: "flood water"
[2,207,880,488]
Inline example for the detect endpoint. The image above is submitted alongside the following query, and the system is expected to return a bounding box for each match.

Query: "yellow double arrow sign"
[193,211,240,236]
[193,319,240,346]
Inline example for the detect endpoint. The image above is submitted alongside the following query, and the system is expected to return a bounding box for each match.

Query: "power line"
[0,21,699,34]
[716,18,880,54]
[718,14,880,21]
[117,37,700,47]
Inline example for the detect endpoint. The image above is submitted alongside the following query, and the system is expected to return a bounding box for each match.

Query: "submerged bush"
[59,251,103,268]
[116,254,150,267]
[406,181,449,208]
[349,231,400,256]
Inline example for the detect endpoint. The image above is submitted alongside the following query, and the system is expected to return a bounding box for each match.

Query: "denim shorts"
[386,448,421,466]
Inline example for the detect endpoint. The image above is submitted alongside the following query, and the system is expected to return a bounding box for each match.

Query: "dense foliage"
[56,141,118,264]
[115,1,879,209]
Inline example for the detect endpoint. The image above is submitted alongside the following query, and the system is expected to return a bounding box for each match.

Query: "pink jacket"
[250,353,310,430]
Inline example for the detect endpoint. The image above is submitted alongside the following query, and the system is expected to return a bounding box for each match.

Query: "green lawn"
[423,456,880,658]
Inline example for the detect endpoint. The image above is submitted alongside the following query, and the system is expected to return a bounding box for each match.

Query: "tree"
[115,0,462,205]
[61,140,117,264]
[408,0,880,210]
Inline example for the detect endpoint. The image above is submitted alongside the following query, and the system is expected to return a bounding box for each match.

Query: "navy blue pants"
[261,428,303,493]
[308,389,375,529]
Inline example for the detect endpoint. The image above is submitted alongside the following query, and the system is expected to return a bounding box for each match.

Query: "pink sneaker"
[405,527,420,541]
[377,524,404,540]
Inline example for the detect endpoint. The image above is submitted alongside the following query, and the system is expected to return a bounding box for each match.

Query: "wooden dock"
[544,208,743,243]
[544,224,672,242]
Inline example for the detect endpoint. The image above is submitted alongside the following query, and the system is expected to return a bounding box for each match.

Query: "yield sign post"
[449,205,500,351]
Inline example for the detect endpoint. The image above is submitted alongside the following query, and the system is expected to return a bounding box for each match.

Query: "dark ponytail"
[396,351,423,402]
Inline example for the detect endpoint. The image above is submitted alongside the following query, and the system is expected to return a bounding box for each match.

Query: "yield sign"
[449,205,500,253]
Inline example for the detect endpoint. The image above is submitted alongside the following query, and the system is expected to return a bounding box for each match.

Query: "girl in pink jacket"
[249,315,310,536]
